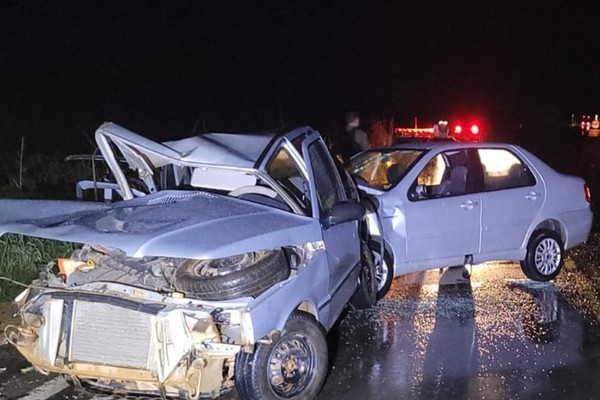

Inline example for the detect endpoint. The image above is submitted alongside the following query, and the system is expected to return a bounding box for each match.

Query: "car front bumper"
[5,283,252,399]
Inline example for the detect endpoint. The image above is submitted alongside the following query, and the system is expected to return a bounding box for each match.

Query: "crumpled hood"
[0,191,322,259]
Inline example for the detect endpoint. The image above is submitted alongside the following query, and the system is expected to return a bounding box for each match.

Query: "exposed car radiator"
[69,300,154,369]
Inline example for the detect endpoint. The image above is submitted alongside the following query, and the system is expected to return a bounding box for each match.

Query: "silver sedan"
[350,141,594,299]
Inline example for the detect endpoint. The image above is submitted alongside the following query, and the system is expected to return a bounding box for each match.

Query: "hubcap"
[268,335,315,398]
[192,251,266,277]
[534,238,561,275]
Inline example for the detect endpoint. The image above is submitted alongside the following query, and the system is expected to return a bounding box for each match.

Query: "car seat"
[433,166,468,196]
[386,163,404,187]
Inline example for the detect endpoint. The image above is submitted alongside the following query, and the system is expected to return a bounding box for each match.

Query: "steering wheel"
[229,185,278,199]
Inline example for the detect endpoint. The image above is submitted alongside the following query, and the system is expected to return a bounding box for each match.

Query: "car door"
[303,135,361,323]
[262,135,331,321]
[401,148,481,266]
[476,147,545,254]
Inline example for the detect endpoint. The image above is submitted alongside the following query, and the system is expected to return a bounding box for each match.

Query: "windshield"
[348,149,424,190]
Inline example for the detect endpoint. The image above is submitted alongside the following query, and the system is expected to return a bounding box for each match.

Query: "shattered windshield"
[348,149,424,190]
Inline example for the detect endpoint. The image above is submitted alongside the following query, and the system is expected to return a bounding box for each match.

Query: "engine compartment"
[63,246,178,293]
[39,245,293,302]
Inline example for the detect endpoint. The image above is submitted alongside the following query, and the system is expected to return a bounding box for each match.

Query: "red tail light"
[454,125,463,134]
[584,183,592,203]
[470,124,480,135]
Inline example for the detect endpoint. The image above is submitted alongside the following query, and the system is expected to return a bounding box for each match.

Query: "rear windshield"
[348,149,424,190]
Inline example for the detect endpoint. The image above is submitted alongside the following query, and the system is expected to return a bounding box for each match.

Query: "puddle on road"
[318,259,600,400]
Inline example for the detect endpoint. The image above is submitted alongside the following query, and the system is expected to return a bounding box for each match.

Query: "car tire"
[235,311,328,400]
[350,241,378,309]
[174,250,289,300]
[520,230,564,281]
[369,239,394,300]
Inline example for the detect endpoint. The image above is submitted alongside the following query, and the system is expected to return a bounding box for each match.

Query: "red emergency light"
[393,117,484,142]
[451,120,483,142]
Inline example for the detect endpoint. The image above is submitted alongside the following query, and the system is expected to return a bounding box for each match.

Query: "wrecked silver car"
[0,123,377,399]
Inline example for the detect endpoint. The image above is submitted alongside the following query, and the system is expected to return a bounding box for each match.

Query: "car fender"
[247,251,330,340]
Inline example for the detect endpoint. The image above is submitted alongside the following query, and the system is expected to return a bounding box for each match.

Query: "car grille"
[69,300,154,369]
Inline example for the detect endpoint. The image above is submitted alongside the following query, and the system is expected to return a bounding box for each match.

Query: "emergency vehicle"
[588,114,599,138]
[578,114,599,138]
[394,118,482,142]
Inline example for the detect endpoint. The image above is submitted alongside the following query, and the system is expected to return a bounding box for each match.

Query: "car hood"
[0,191,322,259]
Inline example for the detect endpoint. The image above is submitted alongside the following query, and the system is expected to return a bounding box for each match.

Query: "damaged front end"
[5,255,254,399]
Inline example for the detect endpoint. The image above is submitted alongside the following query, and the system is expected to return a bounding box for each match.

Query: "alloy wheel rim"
[268,334,315,398]
[534,238,561,275]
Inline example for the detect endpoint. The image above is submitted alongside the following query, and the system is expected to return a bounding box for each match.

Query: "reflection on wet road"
[2,259,600,400]
[317,261,600,399]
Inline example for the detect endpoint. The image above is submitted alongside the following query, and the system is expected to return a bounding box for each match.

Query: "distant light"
[584,183,592,203]
[454,125,463,134]
[479,149,520,175]
[470,124,480,135]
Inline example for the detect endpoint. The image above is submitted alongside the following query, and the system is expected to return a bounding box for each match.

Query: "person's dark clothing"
[341,127,370,162]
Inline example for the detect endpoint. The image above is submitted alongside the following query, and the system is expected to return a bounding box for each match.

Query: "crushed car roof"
[163,132,277,169]
[97,122,278,169]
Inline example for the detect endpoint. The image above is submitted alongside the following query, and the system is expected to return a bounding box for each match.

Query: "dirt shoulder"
[0,302,18,334]
[569,231,600,278]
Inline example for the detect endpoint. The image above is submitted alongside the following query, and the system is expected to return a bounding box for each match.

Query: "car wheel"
[174,250,289,300]
[350,241,378,309]
[235,311,328,400]
[520,230,564,281]
[370,239,393,299]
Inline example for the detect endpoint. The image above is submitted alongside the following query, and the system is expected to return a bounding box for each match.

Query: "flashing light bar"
[394,127,435,134]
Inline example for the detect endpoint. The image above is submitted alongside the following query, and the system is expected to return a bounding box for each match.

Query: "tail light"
[584,183,592,203]
[470,124,480,135]
[454,125,463,134]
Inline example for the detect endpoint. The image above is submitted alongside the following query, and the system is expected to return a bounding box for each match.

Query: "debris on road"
[20,366,34,374]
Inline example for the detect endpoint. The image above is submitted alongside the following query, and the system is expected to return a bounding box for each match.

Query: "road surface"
[1,237,599,399]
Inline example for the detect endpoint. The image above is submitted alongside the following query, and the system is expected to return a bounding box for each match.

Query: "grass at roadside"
[0,234,79,301]
[0,150,90,302]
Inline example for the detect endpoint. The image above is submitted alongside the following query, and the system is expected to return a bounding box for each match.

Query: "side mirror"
[323,202,365,227]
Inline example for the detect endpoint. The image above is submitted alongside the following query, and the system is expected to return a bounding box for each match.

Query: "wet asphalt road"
[1,236,600,400]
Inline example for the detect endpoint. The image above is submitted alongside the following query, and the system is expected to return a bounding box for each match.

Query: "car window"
[266,147,311,213]
[477,148,536,191]
[409,149,473,200]
[308,140,345,216]
[349,149,424,191]
[417,153,446,186]
[336,160,360,201]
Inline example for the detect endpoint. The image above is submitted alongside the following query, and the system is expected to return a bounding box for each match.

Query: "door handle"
[460,200,478,210]
[525,191,539,201]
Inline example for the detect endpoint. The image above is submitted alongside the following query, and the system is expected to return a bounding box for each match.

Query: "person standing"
[340,111,370,162]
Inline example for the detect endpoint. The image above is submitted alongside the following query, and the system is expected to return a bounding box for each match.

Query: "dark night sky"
[1,1,599,152]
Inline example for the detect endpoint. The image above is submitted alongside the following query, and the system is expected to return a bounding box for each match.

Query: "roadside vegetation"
[0,149,89,301]
[0,235,79,300]
[0,150,93,200]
